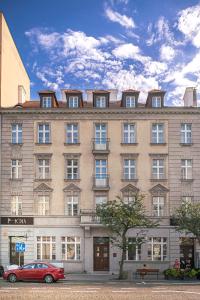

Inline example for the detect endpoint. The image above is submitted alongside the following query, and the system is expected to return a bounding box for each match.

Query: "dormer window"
[125,96,135,108]
[152,96,161,108]
[96,96,106,108]
[42,97,52,108]
[69,96,79,108]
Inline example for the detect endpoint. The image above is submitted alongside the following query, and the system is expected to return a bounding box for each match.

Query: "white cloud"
[160,45,176,61]
[105,7,135,29]
[112,43,140,58]
[177,4,200,48]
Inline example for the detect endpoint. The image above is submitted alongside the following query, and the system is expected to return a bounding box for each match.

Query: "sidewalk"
[63,273,118,282]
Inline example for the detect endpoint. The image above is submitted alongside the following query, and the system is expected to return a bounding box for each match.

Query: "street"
[1,280,200,299]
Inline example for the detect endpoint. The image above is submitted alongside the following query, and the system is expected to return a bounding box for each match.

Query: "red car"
[3,262,65,283]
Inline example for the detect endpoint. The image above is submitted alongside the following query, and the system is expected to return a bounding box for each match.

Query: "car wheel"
[8,274,17,283]
[44,274,54,284]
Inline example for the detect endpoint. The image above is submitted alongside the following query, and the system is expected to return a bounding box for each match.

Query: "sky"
[1,0,200,105]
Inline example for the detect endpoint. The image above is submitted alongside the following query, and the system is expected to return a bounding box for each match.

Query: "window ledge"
[64,143,80,146]
[35,143,52,145]
[150,178,167,182]
[150,143,167,146]
[181,179,193,182]
[10,178,23,181]
[121,179,138,182]
[10,143,23,146]
[180,143,193,146]
[64,179,81,182]
[121,143,138,146]
[35,179,52,182]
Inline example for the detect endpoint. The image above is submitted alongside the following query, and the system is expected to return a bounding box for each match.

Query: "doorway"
[180,237,194,268]
[9,236,24,266]
[93,237,109,271]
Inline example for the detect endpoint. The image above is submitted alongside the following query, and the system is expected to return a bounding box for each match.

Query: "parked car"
[3,262,65,283]
[0,265,4,277]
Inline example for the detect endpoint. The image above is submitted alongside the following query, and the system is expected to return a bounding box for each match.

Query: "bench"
[135,268,160,280]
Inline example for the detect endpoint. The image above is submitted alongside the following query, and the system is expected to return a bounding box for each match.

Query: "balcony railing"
[80,209,101,225]
[93,175,110,190]
[92,139,110,154]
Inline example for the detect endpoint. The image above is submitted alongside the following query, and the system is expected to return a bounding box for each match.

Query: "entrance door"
[9,237,24,266]
[93,237,109,271]
[180,238,194,268]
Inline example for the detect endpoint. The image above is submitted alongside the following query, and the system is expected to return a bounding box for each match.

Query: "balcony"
[93,175,110,190]
[92,139,110,154]
[80,209,102,226]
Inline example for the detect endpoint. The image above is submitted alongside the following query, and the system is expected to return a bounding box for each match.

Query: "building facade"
[0,89,199,273]
[0,13,30,107]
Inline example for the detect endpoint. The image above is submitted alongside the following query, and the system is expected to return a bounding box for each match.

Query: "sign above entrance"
[16,242,26,252]
[1,217,34,225]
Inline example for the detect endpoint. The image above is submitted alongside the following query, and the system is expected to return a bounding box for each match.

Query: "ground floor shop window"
[61,237,80,260]
[36,236,56,260]
[147,237,167,261]
[126,238,141,260]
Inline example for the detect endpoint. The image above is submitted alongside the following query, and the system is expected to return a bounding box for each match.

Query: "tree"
[96,193,158,279]
[173,201,200,243]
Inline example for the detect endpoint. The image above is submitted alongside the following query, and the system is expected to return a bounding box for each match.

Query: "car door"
[20,263,36,280]
[34,263,49,280]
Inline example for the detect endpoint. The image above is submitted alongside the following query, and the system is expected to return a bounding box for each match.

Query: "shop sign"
[1,217,34,225]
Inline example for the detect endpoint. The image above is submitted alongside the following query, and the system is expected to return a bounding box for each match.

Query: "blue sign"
[15,242,26,252]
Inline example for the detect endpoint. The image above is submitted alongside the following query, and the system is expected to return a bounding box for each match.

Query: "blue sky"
[1,0,200,105]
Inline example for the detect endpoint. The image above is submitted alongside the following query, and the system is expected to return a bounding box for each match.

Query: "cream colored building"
[0,13,30,107]
[0,88,199,274]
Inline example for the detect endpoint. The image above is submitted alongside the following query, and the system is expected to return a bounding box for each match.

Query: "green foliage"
[173,201,200,241]
[164,268,197,279]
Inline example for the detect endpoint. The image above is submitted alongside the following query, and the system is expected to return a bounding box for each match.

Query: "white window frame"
[126,238,141,261]
[65,195,79,216]
[42,97,52,108]
[147,237,167,261]
[96,96,106,108]
[124,159,136,180]
[152,123,164,144]
[152,96,161,108]
[69,96,79,108]
[123,123,135,143]
[38,159,50,179]
[95,159,107,179]
[11,123,22,144]
[38,123,50,144]
[125,96,136,108]
[182,196,192,204]
[36,236,56,260]
[181,123,192,144]
[95,195,107,207]
[181,159,192,180]
[66,159,79,180]
[66,124,79,144]
[11,159,22,179]
[153,197,164,217]
[37,196,50,215]
[11,196,22,216]
[95,123,107,144]
[61,236,80,260]
[152,159,165,179]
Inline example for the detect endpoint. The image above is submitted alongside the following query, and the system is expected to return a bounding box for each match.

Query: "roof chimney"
[183,87,197,107]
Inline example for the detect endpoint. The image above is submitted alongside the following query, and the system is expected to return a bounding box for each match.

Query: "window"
[127,238,141,260]
[61,237,80,260]
[152,96,161,108]
[66,124,79,144]
[23,264,35,269]
[182,196,192,204]
[37,159,50,179]
[11,196,22,215]
[11,159,22,179]
[152,159,165,179]
[95,123,107,145]
[124,159,136,180]
[125,96,135,108]
[153,197,164,217]
[95,195,107,208]
[65,195,79,216]
[37,196,50,215]
[152,123,164,144]
[181,124,192,144]
[95,159,107,179]
[123,123,135,143]
[42,97,52,108]
[66,159,79,180]
[181,159,192,180]
[11,124,22,144]
[69,96,79,108]
[96,96,106,108]
[36,236,56,260]
[147,237,167,261]
[38,124,50,144]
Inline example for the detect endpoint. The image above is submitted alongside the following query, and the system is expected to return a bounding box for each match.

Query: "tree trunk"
[118,234,127,280]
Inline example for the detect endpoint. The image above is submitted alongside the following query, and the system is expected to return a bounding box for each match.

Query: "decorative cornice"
[63,183,81,192]
[34,183,53,192]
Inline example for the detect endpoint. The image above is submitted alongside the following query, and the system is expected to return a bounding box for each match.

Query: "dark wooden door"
[180,238,194,268]
[9,237,24,266]
[93,237,109,271]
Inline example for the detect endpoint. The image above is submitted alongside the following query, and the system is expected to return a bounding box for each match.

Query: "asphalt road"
[1,280,200,300]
